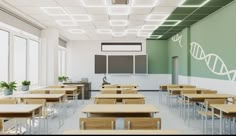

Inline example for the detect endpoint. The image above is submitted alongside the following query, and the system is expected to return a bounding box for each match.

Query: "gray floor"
[46,91,204,134]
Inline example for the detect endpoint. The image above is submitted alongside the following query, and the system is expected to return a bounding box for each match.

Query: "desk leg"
[31,111,35,134]
[188,98,190,125]
[211,107,214,135]
[82,86,85,104]
[184,96,186,122]
[220,110,223,134]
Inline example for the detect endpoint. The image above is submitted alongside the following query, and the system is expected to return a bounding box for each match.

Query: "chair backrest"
[80,118,116,130]
[180,90,197,95]
[204,99,227,107]
[122,90,137,94]
[166,86,180,90]
[125,118,161,130]
[47,86,63,88]
[95,99,116,104]
[0,119,3,132]
[180,85,196,88]
[103,85,118,88]
[101,90,117,94]
[30,90,48,94]
[0,99,17,104]
[120,85,137,89]
[49,90,66,94]
[201,90,217,94]
[122,99,145,104]
[23,99,46,116]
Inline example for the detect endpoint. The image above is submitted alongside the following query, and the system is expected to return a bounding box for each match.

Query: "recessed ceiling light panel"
[142,25,159,30]
[161,20,182,26]
[179,0,211,7]
[146,14,170,21]
[108,6,130,15]
[71,14,92,21]
[81,0,107,7]
[68,29,85,34]
[132,0,159,7]
[97,29,112,33]
[56,20,78,26]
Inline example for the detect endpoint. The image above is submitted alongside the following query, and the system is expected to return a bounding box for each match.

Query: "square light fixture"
[132,0,159,7]
[179,0,211,7]
[112,32,126,37]
[97,29,112,33]
[81,0,107,7]
[108,6,130,15]
[146,14,170,21]
[68,29,85,34]
[161,20,182,26]
[142,25,159,30]
[56,20,78,26]
[149,35,162,39]
[40,7,68,16]
[110,20,128,26]
[71,14,92,21]
[137,31,152,37]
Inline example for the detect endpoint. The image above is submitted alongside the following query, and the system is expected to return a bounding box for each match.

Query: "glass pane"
[61,51,66,75]
[0,30,9,82]
[13,36,27,85]
[58,50,61,76]
[28,40,39,85]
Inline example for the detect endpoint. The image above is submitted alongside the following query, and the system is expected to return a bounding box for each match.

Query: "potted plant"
[58,76,69,83]
[0,81,17,95]
[21,80,31,91]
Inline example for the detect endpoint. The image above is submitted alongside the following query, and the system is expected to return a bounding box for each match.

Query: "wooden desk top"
[0,104,42,113]
[82,104,159,113]
[94,94,145,99]
[160,84,195,87]
[210,104,236,113]
[183,94,235,99]
[101,88,138,91]
[33,88,77,91]
[5,94,65,99]
[62,84,85,87]
[169,88,207,91]
[63,130,178,135]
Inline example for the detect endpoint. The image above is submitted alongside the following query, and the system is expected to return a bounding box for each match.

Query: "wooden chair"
[197,98,227,134]
[95,99,116,104]
[30,90,48,94]
[101,90,117,94]
[125,118,161,130]
[64,86,80,100]
[0,99,17,104]
[0,99,18,133]
[49,90,66,94]
[47,86,63,88]
[80,118,116,130]
[121,89,137,94]
[180,85,196,88]
[122,99,145,104]
[200,90,217,94]
[23,99,48,133]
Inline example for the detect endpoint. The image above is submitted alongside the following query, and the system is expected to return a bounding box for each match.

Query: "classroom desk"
[94,94,145,99]
[182,94,235,125]
[63,130,179,135]
[4,94,66,128]
[0,104,42,134]
[100,88,138,94]
[210,104,236,134]
[82,104,159,118]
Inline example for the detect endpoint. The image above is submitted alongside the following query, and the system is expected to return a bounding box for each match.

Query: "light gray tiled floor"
[46,91,204,134]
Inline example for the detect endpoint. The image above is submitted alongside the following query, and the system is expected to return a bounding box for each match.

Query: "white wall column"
[40,28,59,86]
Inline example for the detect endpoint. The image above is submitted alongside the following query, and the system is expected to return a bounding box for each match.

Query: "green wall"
[146,40,168,74]
[167,1,236,81]
[167,28,188,76]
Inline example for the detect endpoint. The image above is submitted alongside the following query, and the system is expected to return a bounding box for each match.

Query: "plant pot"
[4,89,13,95]
[22,85,29,91]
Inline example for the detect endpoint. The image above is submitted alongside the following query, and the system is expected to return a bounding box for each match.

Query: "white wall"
[179,75,236,95]
[67,40,171,90]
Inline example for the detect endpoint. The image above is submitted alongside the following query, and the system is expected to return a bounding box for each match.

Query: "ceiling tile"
[55,0,83,6]
[51,15,72,20]
[86,7,108,14]
[109,15,128,20]
[130,7,152,14]
[93,21,110,26]
[157,0,185,6]
[132,0,159,7]
[91,15,109,21]
[5,0,58,7]
[129,21,144,26]
[64,7,87,14]
[152,6,177,14]
[112,26,126,32]
[129,15,147,21]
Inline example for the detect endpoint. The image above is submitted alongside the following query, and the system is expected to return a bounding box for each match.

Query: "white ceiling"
[2,0,186,40]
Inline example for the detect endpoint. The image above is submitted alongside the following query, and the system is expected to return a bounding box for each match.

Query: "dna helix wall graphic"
[190,42,236,81]
[171,34,183,48]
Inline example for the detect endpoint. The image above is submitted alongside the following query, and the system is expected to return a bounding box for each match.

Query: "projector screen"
[108,55,133,74]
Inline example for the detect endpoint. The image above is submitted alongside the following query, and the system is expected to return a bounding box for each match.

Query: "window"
[101,43,142,52]
[28,40,39,85]
[58,47,66,76]
[0,29,9,82]
[13,36,27,85]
